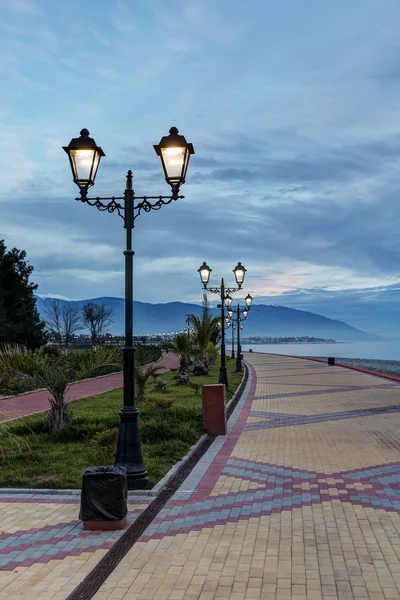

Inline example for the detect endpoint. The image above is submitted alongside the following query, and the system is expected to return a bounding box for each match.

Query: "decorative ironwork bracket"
[205,285,240,297]
[75,193,184,226]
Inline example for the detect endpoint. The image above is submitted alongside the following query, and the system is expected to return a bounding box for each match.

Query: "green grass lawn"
[0,358,243,489]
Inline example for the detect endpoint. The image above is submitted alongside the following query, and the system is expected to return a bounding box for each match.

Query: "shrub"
[154,379,168,393]
[135,345,162,366]
[139,419,174,443]
[147,396,174,410]
[90,428,119,456]
[41,346,61,358]
[135,364,163,403]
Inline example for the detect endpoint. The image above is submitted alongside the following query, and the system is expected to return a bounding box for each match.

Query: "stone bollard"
[202,384,227,435]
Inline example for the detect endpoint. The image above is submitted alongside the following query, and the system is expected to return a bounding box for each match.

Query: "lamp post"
[227,306,235,359]
[231,294,253,373]
[63,126,194,490]
[197,262,247,388]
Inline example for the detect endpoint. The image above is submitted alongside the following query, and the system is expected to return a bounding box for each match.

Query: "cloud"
[2,0,42,15]
[1,0,400,339]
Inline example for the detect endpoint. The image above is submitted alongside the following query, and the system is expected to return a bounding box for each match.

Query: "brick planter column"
[202,384,227,435]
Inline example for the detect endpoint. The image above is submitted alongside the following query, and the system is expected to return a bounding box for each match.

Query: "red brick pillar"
[202,384,227,435]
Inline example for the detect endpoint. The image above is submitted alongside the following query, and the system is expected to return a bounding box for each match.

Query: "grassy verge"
[0,357,243,489]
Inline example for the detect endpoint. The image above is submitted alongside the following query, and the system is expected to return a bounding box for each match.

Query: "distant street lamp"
[198,262,247,387]
[231,294,253,372]
[230,322,236,359]
[64,126,194,490]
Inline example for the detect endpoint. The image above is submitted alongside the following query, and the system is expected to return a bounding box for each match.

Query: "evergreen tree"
[0,240,46,349]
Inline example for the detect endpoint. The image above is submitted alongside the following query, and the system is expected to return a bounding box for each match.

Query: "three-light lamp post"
[197,262,247,388]
[228,294,253,372]
[63,126,194,490]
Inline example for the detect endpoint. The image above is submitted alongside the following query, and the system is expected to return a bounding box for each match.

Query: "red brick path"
[0,352,179,423]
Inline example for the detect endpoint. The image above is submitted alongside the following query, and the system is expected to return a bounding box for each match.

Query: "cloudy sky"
[1,0,400,337]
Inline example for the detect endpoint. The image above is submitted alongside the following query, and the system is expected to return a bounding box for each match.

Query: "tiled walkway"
[0,493,151,599]
[0,353,179,423]
[0,353,400,599]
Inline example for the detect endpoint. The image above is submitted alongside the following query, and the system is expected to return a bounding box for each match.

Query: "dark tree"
[44,299,83,350]
[0,240,46,349]
[83,302,114,346]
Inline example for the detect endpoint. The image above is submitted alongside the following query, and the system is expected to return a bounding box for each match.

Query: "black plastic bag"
[79,466,128,521]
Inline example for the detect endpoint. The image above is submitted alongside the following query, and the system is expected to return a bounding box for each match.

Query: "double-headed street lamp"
[63,126,194,490]
[198,262,247,388]
[228,294,253,373]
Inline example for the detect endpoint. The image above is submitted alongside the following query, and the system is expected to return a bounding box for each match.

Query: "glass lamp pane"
[70,149,95,183]
[198,262,211,285]
[91,151,101,182]
[224,295,232,307]
[245,294,253,308]
[200,269,209,284]
[161,146,185,183]
[233,262,246,286]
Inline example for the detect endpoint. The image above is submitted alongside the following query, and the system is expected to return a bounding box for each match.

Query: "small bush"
[90,428,119,456]
[52,422,87,443]
[147,396,174,410]
[154,379,168,392]
[41,346,62,358]
[10,416,48,436]
[0,373,37,396]
[135,345,162,366]
[139,419,174,443]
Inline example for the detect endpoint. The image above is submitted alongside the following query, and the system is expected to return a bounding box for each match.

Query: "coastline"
[308,356,400,378]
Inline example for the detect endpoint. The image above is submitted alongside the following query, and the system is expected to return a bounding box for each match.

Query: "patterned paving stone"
[0,496,150,598]
[89,353,400,600]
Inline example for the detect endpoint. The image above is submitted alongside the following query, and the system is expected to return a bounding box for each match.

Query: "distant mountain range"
[34,296,382,342]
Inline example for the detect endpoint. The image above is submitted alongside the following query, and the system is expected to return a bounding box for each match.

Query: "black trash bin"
[80,466,128,530]
[249,349,253,353]
[328,357,335,366]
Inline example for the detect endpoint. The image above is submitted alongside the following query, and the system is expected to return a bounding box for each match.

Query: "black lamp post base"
[127,472,150,490]
[231,351,235,359]
[115,406,149,490]
[235,357,243,373]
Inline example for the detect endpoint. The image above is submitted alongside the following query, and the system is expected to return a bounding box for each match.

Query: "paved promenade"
[0,353,399,599]
[0,353,179,423]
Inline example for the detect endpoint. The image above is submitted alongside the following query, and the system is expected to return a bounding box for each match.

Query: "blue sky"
[0,0,400,336]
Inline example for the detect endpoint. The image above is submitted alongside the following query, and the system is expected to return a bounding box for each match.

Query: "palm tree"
[134,364,163,402]
[188,295,220,375]
[0,345,122,433]
[160,333,193,385]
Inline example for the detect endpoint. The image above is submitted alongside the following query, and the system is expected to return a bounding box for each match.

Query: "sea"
[241,340,400,361]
